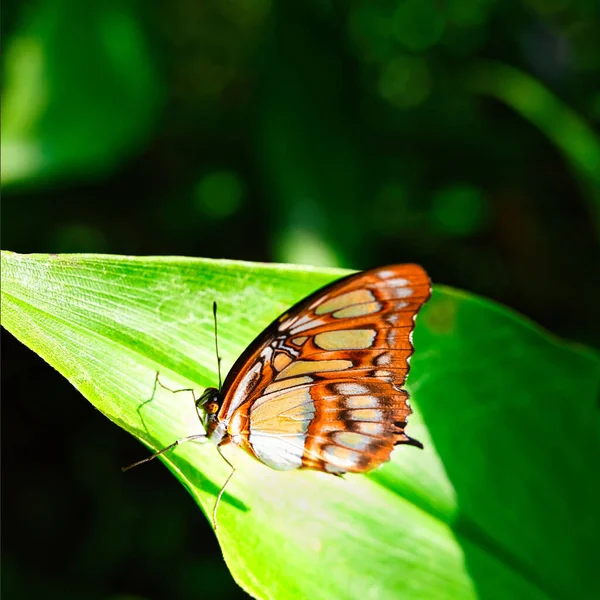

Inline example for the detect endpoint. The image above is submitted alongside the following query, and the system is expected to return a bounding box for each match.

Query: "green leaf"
[1,0,161,186]
[1,251,598,600]
[469,61,600,239]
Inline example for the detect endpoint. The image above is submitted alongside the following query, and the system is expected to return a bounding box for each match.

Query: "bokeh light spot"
[276,227,340,267]
[194,170,245,219]
[446,0,491,26]
[431,184,489,237]
[348,4,395,63]
[379,55,431,109]
[393,0,445,52]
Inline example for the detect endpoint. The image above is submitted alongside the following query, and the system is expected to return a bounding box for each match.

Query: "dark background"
[2,1,599,599]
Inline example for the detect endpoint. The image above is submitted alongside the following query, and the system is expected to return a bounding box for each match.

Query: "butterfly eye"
[206,401,219,415]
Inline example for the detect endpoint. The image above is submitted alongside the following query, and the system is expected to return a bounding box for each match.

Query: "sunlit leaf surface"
[2,252,598,599]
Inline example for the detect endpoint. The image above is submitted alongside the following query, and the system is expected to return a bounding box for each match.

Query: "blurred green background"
[2,1,599,599]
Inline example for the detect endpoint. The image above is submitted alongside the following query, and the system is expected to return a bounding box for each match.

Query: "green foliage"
[2,251,598,599]
[1,0,161,185]
[470,61,600,236]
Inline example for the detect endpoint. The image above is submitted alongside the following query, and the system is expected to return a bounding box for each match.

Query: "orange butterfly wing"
[217,265,431,475]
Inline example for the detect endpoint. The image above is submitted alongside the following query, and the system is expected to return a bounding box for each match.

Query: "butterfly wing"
[218,265,431,474]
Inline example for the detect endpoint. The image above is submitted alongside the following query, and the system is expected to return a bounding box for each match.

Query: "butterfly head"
[196,387,226,442]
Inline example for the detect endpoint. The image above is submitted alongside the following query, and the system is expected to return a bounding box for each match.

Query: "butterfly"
[125,264,431,528]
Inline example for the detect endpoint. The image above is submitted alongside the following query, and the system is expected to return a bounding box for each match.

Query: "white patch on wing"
[374,370,391,378]
[290,316,328,334]
[333,431,372,451]
[323,445,362,469]
[248,386,315,470]
[376,352,392,366]
[336,383,369,395]
[249,431,306,470]
[385,278,410,286]
[345,395,379,409]
[349,408,383,421]
[391,287,413,299]
[356,421,384,435]
[377,270,397,279]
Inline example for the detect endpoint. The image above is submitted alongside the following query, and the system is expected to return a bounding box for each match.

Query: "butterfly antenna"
[213,301,223,391]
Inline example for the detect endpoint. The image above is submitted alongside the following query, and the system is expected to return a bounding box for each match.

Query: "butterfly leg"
[122,434,208,472]
[154,371,198,400]
[212,445,236,531]
[136,372,198,431]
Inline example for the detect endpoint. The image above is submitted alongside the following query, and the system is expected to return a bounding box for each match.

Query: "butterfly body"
[206,264,431,476]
